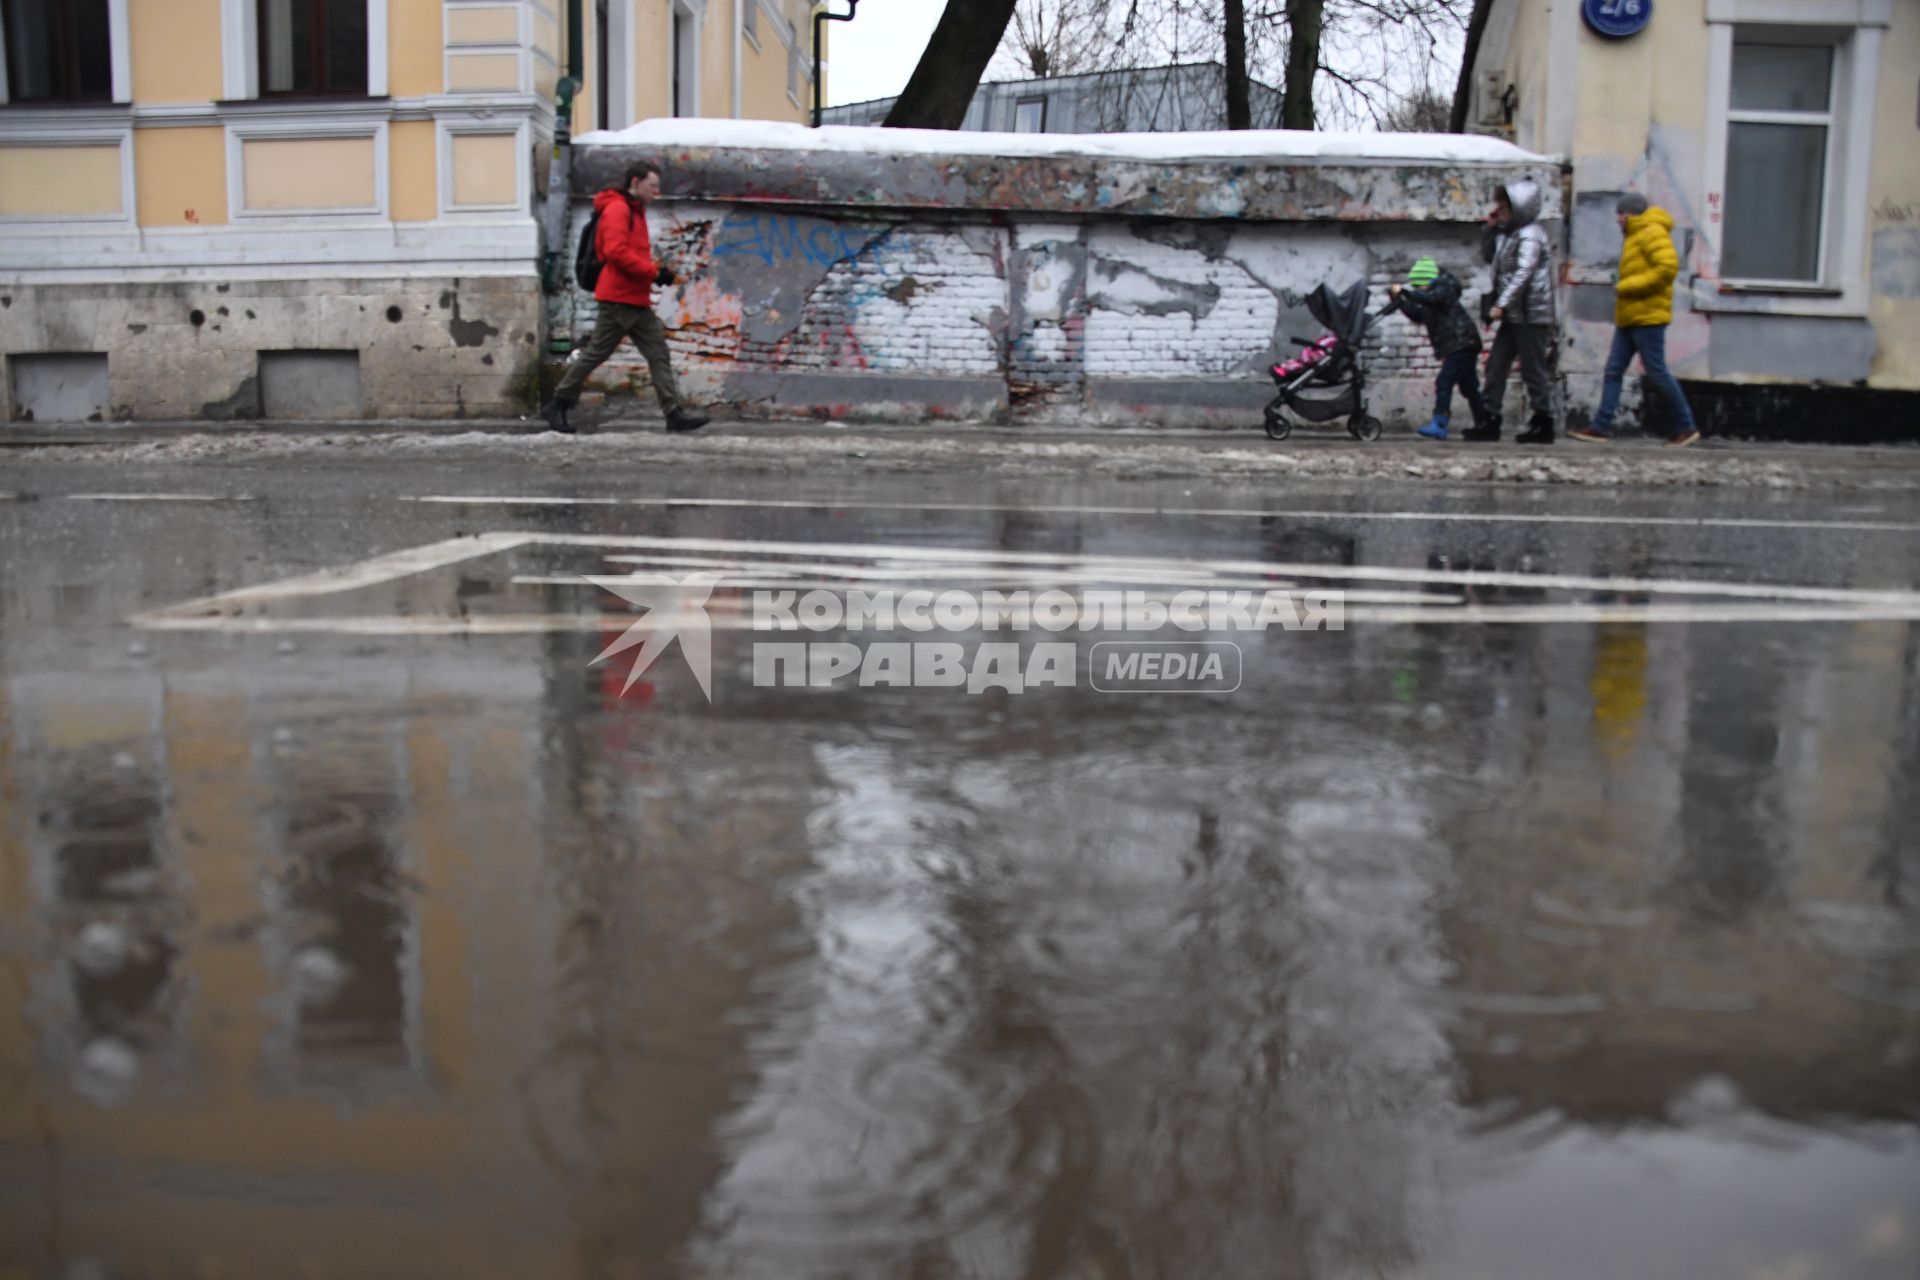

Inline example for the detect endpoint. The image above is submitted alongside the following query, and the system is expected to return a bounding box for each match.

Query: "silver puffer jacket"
[1481,178,1555,326]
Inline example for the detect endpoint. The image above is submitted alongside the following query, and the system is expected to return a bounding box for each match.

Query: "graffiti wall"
[554,140,1564,427]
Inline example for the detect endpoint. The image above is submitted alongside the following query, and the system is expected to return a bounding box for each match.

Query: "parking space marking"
[517,534,1920,607]
[127,531,1920,633]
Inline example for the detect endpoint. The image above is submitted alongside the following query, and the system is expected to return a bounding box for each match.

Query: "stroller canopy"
[1305,282,1372,348]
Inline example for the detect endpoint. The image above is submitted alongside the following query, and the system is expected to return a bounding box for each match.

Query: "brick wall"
[559,141,1564,429]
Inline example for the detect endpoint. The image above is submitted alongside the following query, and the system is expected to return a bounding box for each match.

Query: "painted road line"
[401,494,1920,535]
[519,534,1920,608]
[130,531,1920,634]
[514,575,1460,606]
[598,559,1262,585]
[127,601,1920,634]
[1342,603,1920,624]
[129,532,528,626]
[64,492,259,502]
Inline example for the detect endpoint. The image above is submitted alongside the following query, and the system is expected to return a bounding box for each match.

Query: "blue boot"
[1417,413,1450,441]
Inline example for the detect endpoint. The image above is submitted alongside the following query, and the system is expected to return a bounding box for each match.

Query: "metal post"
[542,0,587,302]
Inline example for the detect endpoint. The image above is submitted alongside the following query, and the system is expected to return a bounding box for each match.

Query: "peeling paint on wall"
[1871,227,1920,301]
[554,143,1570,426]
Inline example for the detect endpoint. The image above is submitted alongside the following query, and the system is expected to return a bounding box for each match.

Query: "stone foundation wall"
[557,141,1566,429]
[2,277,544,423]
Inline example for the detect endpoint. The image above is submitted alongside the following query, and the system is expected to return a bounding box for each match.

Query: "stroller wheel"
[1349,413,1384,442]
[1263,407,1293,441]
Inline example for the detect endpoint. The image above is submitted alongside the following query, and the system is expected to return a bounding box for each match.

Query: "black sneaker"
[1516,412,1555,445]
[1462,413,1502,443]
[666,408,710,433]
[540,399,574,434]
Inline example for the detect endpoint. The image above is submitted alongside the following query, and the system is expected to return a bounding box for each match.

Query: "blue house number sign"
[1583,0,1652,39]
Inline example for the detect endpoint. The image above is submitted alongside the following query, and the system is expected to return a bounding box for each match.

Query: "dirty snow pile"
[573,117,1549,166]
[5,428,1881,491]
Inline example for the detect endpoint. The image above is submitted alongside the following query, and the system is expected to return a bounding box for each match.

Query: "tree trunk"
[1223,0,1251,130]
[883,0,1022,129]
[1450,0,1496,133]
[1280,0,1324,130]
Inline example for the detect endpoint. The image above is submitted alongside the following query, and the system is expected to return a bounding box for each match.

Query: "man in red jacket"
[542,160,709,434]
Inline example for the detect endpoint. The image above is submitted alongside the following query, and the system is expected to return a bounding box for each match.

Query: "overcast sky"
[825,0,952,108]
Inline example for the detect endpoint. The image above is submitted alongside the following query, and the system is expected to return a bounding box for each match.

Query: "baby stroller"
[1263,281,1399,442]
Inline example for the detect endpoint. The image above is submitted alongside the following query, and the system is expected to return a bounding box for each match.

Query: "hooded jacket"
[1397,268,1481,358]
[1481,179,1555,326]
[1615,205,1679,328]
[591,187,660,308]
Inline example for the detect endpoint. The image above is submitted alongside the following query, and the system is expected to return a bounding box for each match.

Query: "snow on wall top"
[574,117,1550,166]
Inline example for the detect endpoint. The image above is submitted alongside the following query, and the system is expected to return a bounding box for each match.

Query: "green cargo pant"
[551,301,682,415]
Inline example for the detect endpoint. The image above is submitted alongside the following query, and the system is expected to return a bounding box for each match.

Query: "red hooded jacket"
[591,187,659,308]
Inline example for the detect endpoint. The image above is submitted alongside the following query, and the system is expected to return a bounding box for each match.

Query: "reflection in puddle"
[0,493,1917,1277]
[33,740,182,1104]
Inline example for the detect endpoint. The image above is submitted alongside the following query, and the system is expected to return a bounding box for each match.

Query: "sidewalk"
[5,416,1919,490]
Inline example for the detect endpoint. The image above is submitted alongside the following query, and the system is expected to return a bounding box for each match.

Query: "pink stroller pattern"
[1271,334,1342,380]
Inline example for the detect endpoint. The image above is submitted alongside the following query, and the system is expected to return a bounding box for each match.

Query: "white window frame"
[741,0,759,50]
[0,0,132,104]
[221,0,389,100]
[1699,0,1889,316]
[670,0,702,118]
[224,113,391,220]
[1720,33,1841,287]
[435,115,531,218]
[601,0,635,129]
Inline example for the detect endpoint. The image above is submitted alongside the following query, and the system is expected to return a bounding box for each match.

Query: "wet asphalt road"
[2,449,1919,1279]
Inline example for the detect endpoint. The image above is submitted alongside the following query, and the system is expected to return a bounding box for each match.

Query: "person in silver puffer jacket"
[1468,178,1558,444]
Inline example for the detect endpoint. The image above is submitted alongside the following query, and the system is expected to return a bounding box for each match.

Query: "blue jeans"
[1434,349,1489,420]
[1591,325,1696,435]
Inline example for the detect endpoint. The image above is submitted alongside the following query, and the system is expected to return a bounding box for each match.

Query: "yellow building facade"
[1467,0,1919,437]
[0,0,819,422]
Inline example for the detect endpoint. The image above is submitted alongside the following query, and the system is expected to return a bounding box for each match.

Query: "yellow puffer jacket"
[1615,206,1680,328]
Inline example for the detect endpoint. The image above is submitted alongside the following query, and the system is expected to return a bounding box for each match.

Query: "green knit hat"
[1407,257,1440,287]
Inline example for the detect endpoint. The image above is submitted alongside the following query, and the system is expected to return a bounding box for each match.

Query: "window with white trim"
[258,0,368,96]
[672,2,695,116]
[1721,34,1837,282]
[220,0,383,101]
[1013,95,1047,133]
[743,0,757,47]
[2,0,112,103]
[1701,0,1892,310]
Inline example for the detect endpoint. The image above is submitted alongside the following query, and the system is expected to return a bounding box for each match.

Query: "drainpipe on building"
[542,0,588,340]
[732,0,743,118]
[811,0,858,127]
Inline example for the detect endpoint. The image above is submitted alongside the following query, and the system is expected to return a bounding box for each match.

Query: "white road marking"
[518,533,1920,607]
[128,531,1920,633]
[63,492,258,502]
[128,602,1920,634]
[512,575,1460,606]
[401,494,1920,535]
[129,533,530,626]
[1344,603,1920,624]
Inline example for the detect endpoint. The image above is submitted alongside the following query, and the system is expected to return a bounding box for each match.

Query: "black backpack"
[573,209,604,291]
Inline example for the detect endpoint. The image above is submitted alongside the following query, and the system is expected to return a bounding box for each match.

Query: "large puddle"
[1,476,1917,1277]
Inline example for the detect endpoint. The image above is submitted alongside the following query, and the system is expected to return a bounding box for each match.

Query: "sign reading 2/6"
[1583,0,1652,39]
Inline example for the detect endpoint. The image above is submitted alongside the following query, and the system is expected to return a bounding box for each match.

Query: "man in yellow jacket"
[1568,193,1702,447]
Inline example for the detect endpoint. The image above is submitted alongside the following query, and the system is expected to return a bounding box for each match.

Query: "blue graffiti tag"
[714,213,889,267]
